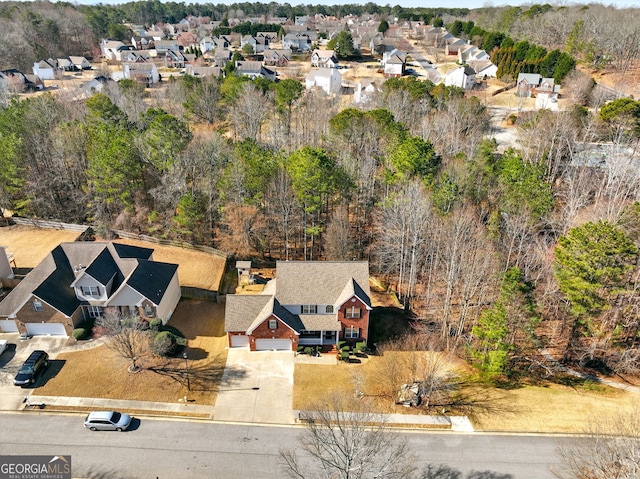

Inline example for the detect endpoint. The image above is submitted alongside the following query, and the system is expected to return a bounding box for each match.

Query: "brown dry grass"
[293,355,639,433]
[112,238,226,291]
[38,300,227,405]
[0,225,80,268]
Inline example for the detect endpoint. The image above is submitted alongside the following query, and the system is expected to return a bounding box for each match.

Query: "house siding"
[248,314,298,351]
[156,272,181,323]
[337,296,369,344]
[15,296,75,335]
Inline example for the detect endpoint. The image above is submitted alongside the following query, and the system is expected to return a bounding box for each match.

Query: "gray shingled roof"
[225,295,272,332]
[274,261,370,306]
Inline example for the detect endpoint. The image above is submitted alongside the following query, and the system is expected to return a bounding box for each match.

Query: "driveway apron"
[213,349,295,424]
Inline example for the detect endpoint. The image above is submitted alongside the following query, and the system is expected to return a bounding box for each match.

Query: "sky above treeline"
[64,0,638,11]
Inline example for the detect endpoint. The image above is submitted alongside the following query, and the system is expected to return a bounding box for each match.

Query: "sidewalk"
[23,394,473,431]
[25,395,214,417]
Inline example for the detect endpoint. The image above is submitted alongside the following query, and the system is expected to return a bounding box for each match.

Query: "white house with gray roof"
[225,261,371,351]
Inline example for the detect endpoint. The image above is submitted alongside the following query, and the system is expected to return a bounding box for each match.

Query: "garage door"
[25,323,67,336]
[0,319,18,333]
[230,335,249,348]
[255,339,292,351]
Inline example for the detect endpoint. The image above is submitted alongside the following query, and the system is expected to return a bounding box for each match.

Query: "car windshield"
[19,366,34,374]
[110,412,121,423]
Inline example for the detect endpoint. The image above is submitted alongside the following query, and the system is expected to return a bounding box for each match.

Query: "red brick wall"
[337,296,369,344]
[248,314,298,351]
[16,296,74,335]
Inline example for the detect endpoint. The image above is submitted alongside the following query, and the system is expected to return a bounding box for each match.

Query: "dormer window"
[81,286,100,297]
[33,300,43,312]
[325,305,334,314]
[301,305,317,314]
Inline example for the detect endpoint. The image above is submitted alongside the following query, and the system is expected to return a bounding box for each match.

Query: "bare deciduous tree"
[554,409,640,479]
[280,392,417,479]
[96,313,150,372]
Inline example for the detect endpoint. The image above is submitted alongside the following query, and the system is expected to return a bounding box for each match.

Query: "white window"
[81,286,100,297]
[128,305,137,315]
[325,305,334,314]
[33,300,43,312]
[88,306,102,318]
[345,306,361,319]
[301,305,317,314]
[268,319,278,329]
[344,327,359,339]
[144,305,154,317]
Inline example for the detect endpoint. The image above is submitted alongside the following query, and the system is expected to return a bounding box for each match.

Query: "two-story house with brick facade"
[0,242,180,336]
[225,261,371,351]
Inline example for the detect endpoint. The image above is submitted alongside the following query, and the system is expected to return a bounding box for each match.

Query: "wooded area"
[2,1,640,383]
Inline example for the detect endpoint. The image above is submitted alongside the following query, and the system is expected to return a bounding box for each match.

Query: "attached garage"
[0,319,18,333]
[230,335,250,348]
[255,338,292,351]
[25,322,67,336]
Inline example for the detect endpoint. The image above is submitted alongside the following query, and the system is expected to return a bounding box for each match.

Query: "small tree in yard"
[553,408,640,479]
[96,313,150,372]
[280,392,417,479]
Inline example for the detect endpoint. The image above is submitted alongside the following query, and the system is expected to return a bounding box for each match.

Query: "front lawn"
[293,354,638,433]
[37,300,227,405]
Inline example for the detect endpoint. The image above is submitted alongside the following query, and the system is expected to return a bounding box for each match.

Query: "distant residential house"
[81,75,113,95]
[0,69,37,92]
[184,65,223,78]
[468,60,497,78]
[155,39,180,53]
[445,65,476,89]
[101,40,130,61]
[123,62,160,86]
[122,50,152,63]
[241,35,269,54]
[305,68,342,95]
[458,45,490,63]
[444,39,467,56]
[311,49,339,68]
[0,242,180,336]
[257,32,278,45]
[225,261,371,352]
[382,49,407,77]
[131,35,154,50]
[235,61,276,81]
[57,58,75,71]
[354,78,382,104]
[263,49,292,67]
[283,32,312,52]
[165,50,189,68]
[516,73,560,100]
[177,32,198,49]
[69,56,92,70]
[33,59,57,80]
[212,48,233,67]
[200,36,215,53]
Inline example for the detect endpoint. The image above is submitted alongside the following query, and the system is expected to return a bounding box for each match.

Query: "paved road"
[0,413,571,478]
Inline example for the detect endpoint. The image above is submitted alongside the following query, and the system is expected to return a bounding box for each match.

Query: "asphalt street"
[0,412,572,479]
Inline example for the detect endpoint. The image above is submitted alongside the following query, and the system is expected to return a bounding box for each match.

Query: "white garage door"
[25,323,67,336]
[230,335,249,347]
[0,319,18,333]
[255,339,292,351]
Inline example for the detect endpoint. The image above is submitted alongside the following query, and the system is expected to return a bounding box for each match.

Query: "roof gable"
[126,260,178,305]
[32,246,81,316]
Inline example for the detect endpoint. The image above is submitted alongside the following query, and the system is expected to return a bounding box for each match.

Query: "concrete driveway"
[0,333,68,411]
[213,349,295,424]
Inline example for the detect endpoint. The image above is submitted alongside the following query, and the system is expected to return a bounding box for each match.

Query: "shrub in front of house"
[73,328,88,340]
[153,331,178,356]
[149,318,163,331]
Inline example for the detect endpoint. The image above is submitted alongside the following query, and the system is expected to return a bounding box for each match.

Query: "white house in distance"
[305,68,342,95]
[445,65,476,89]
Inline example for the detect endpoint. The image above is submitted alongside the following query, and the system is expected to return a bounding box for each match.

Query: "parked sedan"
[84,411,132,431]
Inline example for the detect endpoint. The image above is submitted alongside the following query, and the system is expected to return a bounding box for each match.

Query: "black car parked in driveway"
[13,350,49,387]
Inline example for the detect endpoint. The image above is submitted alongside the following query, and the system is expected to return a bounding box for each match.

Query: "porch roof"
[299,314,341,331]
